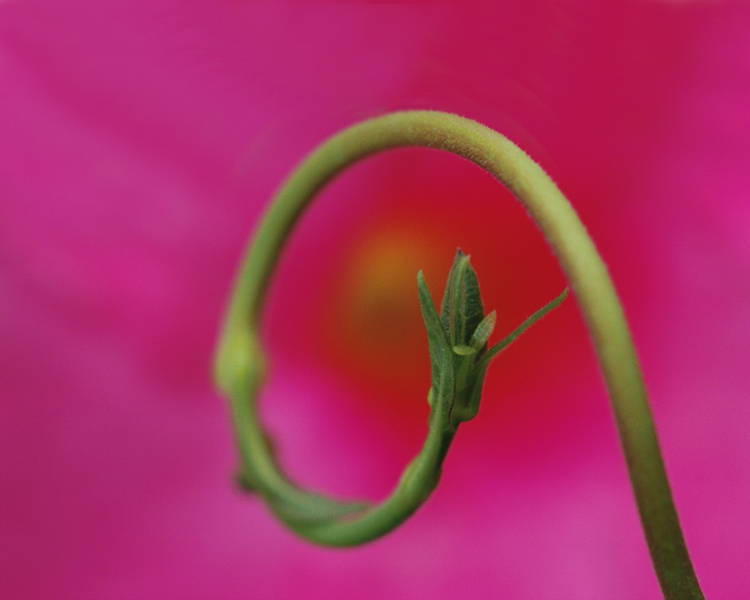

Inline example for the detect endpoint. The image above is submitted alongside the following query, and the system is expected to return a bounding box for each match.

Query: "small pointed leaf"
[418,271,453,394]
[478,288,569,371]
[456,260,484,346]
[441,251,470,344]
[469,310,497,351]
[439,249,466,332]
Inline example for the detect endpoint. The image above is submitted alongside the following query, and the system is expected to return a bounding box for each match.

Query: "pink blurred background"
[1,2,749,599]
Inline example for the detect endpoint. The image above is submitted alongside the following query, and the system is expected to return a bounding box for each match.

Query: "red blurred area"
[266,147,587,455]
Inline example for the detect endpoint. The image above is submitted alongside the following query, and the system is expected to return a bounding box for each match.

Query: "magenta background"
[1,2,749,599]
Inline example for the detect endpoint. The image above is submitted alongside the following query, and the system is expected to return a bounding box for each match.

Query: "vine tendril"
[215,110,704,600]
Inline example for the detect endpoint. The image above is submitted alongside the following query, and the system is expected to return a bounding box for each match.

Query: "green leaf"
[439,249,486,347]
[477,288,569,371]
[456,259,484,346]
[469,310,497,352]
[440,249,468,342]
[418,271,454,395]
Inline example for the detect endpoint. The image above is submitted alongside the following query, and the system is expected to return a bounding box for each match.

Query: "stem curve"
[215,110,703,599]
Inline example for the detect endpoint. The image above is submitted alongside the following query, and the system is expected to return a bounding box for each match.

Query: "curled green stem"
[215,110,704,600]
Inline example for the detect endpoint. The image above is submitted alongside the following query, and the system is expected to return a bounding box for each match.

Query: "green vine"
[215,110,704,600]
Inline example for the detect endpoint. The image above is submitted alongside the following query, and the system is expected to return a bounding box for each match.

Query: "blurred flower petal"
[1,2,749,599]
